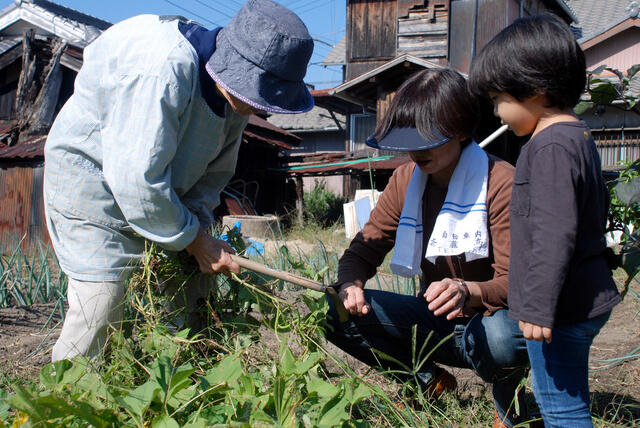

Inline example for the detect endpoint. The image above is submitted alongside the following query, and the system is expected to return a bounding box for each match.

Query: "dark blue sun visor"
[365,127,450,152]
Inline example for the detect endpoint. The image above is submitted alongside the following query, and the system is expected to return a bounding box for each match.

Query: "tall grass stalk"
[0,238,67,309]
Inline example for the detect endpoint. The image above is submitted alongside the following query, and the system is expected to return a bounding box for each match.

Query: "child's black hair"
[468,13,586,109]
[372,68,477,145]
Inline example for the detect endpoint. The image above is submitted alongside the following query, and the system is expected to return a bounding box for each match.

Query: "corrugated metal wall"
[0,164,49,252]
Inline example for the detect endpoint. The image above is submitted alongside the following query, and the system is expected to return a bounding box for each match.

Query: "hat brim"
[366,127,450,151]
[206,29,314,114]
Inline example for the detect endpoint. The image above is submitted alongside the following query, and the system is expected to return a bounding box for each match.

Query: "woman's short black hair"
[372,68,477,145]
[468,13,586,109]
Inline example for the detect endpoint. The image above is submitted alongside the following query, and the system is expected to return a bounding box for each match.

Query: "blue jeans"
[326,290,529,426]
[526,312,611,428]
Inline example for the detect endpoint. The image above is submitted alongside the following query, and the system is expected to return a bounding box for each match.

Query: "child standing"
[468,14,622,427]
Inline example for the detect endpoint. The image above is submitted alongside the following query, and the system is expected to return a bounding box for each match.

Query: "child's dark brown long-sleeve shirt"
[508,121,621,327]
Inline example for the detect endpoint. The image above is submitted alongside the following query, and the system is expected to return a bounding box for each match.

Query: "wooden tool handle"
[230,254,349,322]
[231,254,325,291]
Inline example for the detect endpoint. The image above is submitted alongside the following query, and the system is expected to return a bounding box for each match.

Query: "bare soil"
[0,302,62,383]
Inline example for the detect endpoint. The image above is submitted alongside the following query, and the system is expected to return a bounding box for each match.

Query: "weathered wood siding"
[376,87,396,126]
[348,0,397,60]
[0,164,49,252]
[449,0,521,73]
[347,0,397,80]
[397,0,449,59]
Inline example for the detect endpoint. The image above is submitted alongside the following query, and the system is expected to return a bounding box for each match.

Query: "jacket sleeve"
[337,164,412,285]
[466,159,513,314]
[101,73,200,251]
[520,144,578,327]
[181,118,246,228]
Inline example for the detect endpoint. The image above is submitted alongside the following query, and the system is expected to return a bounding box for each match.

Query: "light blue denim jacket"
[44,15,248,281]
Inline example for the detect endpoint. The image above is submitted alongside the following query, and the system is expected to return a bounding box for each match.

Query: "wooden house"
[0,0,300,251]
[308,0,578,197]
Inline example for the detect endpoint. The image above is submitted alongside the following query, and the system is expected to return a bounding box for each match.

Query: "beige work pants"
[52,275,212,362]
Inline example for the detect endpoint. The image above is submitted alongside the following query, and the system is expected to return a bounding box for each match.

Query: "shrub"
[304,180,347,226]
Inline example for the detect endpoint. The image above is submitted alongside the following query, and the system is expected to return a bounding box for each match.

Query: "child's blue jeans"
[526,311,611,428]
[326,289,530,427]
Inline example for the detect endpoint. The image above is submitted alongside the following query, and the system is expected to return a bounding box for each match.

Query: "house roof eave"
[553,0,579,23]
[579,16,639,50]
[330,55,446,109]
[0,2,106,47]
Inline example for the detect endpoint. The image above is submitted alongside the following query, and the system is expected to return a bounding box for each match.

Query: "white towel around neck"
[390,142,489,277]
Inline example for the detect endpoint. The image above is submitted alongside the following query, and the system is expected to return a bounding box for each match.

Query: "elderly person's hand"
[424,278,470,320]
[338,281,370,316]
[185,228,240,276]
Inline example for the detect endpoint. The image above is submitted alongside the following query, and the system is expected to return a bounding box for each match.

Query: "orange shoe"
[493,411,509,428]
[423,368,457,399]
[493,410,544,428]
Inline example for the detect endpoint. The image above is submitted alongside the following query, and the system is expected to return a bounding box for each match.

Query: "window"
[349,113,377,152]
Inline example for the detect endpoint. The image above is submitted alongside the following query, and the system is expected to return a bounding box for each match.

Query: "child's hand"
[519,320,552,343]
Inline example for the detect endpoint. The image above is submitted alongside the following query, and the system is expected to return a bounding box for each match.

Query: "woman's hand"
[338,281,370,316]
[519,320,553,343]
[424,278,469,320]
[185,228,240,276]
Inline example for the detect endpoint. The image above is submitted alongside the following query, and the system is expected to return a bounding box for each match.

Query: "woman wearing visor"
[325,69,531,428]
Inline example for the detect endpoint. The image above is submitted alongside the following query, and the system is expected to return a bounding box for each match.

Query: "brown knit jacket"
[337,155,514,315]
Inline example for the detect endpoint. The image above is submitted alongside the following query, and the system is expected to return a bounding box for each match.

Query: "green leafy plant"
[575,64,640,116]
[607,158,640,299]
[304,180,347,227]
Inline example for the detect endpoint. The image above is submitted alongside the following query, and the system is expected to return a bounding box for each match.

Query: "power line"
[192,0,235,20]
[213,0,244,9]
[297,0,336,17]
[289,0,319,11]
[284,0,312,9]
[315,28,346,38]
[161,0,222,26]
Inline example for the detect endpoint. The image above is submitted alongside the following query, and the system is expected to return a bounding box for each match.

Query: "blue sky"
[2,0,346,89]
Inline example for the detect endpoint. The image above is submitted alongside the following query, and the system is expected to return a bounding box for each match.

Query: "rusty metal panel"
[0,165,49,253]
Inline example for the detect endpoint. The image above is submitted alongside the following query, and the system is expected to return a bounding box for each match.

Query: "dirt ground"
[0,302,63,381]
[0,282,639,424]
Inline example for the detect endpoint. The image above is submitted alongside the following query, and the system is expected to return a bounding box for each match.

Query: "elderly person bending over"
[326,69,531,428]
[45,0,314,362]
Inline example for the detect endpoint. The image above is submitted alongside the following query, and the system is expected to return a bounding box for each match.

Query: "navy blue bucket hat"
[206,0,314,114]
[366,127,450,151]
